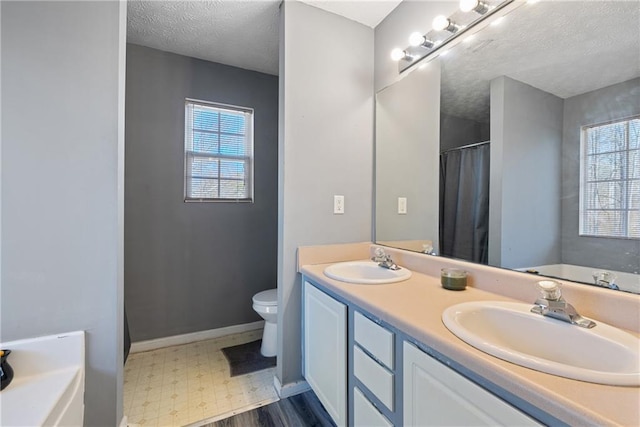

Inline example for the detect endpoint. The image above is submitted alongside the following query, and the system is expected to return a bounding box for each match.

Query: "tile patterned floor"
[124,329,279,427]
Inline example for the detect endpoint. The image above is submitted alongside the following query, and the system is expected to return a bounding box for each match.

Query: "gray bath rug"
[221,340,276,377]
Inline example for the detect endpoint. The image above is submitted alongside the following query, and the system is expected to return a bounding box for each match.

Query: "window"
[184,99,254,202]
[580,116,639,238]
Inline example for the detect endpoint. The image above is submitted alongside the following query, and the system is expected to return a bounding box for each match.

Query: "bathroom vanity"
[299,243,640,427]
[303,279,542,426]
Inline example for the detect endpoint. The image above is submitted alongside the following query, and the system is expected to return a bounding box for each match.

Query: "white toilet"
[252,288,278,357]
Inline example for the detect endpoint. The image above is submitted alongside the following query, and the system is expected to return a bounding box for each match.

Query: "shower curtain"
[439,143,490,264]
[124,307,131,364]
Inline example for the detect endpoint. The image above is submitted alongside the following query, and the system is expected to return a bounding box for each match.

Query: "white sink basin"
[323,260,412,284]
[442,301,640,386]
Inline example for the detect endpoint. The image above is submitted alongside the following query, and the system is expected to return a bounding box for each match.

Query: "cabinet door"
[304,281,347,427]
[403,342,540,426]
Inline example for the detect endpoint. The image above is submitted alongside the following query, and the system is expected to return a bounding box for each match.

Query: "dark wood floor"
[202,391,335,427]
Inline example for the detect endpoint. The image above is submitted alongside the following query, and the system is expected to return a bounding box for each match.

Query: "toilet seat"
[252,289,277,306]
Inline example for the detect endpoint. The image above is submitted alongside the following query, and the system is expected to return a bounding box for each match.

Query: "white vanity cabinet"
[303,281,347,427]
[403,342,541,426]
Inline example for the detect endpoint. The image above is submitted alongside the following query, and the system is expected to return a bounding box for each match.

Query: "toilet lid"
[253,289,277,306]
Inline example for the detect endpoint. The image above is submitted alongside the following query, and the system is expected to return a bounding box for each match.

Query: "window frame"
[579,115,639,240]
[183,98,255,203]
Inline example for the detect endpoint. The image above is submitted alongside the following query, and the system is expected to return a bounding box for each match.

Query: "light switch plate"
[398,197,407,214]
[334,195,345,214]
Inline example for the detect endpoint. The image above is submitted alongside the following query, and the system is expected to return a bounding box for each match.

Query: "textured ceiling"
[299,0,403,27]
[440,1,640,123]
[127,0,281,75]
[127,0,402,76]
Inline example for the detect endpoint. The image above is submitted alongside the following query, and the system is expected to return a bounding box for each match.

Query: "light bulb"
[459,0,479,12]
[390,48,406,61]
[409,32,425,47]
[432,15,450,31]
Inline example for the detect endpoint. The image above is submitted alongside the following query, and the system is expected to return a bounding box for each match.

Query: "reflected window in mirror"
[580,117,640,239]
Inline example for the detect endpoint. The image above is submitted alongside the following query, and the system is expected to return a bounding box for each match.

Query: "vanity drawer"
[354,346,394,411]
[354,386,393,427]
[354,311,394,369]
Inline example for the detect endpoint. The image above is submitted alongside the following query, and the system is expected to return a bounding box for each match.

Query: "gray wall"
[278,1,374,387]
[376,63,441,248]
[1,1,125,425]
[562,78,640,274]
[125,44,279,341]
[489,76,563,269]
[440,114,490,153]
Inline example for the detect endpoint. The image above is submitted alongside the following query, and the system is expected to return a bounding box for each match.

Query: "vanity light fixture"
[460,0,490,15]
[392,0,516,74]
[432,15,461,33]
[409,32,435,49]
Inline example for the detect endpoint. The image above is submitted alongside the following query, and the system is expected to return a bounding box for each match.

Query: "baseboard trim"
[130,320,265,353]
[273,376,310,399]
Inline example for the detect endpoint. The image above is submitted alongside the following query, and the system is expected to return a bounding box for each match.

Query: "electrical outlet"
[398,197,407,214]
[334,195,345,214]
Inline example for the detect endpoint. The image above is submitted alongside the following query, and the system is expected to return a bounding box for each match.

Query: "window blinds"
[184,100,254,201]
[581,117,639,238]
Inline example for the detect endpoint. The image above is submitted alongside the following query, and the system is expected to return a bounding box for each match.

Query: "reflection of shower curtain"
[439,143,490,264]
[124,306,131,364]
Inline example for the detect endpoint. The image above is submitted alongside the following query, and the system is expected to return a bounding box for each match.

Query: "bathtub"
[0,331,84,426]
[523,264,640,294]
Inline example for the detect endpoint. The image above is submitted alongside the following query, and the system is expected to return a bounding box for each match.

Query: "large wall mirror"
[375,1,640,294]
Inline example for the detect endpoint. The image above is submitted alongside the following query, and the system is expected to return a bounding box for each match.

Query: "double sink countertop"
[298,243,640,427]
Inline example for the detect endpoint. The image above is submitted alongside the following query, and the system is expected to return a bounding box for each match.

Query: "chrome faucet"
[371,247,401,271]
[531,280,596,328]
[592,270,619,290]
[422,243,437,256]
